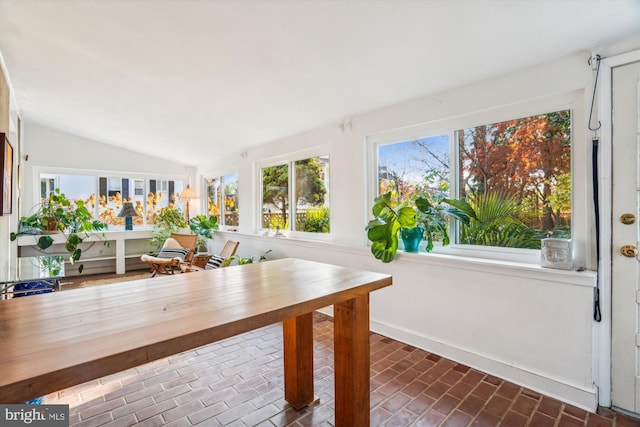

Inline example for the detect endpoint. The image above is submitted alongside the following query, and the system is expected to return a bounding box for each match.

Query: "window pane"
[134,180,144,196]
[378,136,450,206]
[39,174,96,218]
[377,136,449,246]
[99,176,125,225]
[130,181,145,225]
[457,110,571,249]
[223,173,239,226]
[146,179,183,224]
[294,156,330,233]
[206,177,221,224]
[262,164,289,229]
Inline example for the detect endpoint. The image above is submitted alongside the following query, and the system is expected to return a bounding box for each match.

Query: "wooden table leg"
[334,294,370,427]
[283,313,315,409]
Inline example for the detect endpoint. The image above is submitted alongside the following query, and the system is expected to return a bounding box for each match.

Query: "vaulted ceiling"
[0,0,638,166]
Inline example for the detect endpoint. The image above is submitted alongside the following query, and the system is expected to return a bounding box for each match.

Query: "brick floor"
[44,313,640,427]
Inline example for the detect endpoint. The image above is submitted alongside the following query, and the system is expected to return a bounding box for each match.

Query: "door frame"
[597,49,640,408]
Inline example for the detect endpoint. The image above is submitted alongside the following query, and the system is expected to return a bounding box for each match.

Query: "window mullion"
[289,160,295,231]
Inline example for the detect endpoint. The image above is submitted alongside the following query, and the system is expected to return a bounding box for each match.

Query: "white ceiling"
[0,0,638,167]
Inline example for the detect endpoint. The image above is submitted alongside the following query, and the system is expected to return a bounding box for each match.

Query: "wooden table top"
[0,258,392,403]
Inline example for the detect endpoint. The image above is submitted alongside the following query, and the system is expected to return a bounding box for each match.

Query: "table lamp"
[117,202,138,230]
[179,185,197,222]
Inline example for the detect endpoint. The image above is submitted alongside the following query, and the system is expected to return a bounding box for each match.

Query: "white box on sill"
[541,238,572,270]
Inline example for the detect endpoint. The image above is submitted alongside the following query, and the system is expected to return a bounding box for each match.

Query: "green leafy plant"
[223,249,272,266]
[365,192,475,263]
[459,192,541,249]
[39,255,64,277]
[150,206,187,251]
[189,215,219,249]
[414,195,476,252]
[300,206,330,233]
[10,189,109,273]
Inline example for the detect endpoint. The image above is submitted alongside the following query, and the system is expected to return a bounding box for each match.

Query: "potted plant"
[223,249,272,266]
[11,189,109,273]
[149,206,188,252]
[188,215,219,252]
[365,191,476,263]
[400,225,424,253]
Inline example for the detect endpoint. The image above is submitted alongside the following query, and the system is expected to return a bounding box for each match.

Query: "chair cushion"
[204,254,225,270]
[157,247,190,260]
[162,238,184,249]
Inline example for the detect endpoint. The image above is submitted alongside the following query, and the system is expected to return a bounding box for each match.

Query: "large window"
[379,135,450,202]
[38,172,187,227]
[205,172,239,228]
[260,154,330,234]
[457,111,571,248]
[373,109,572,252]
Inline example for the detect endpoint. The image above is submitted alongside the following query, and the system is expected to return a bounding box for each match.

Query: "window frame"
[203,170,240,231]
[367,91,585,265]
[256,146,331,241]
[32,166,190,229]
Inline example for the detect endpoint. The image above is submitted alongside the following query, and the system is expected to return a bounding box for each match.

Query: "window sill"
[396,250,596,287]
[215,231,596,288]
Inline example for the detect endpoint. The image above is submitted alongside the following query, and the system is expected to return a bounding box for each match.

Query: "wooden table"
[0,258,392,426]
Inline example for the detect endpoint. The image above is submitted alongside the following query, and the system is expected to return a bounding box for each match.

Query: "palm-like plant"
[459,192,540,249]
[414,195,476,252]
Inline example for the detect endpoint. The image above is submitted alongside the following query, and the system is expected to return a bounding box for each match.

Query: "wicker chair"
[141,233,198,277]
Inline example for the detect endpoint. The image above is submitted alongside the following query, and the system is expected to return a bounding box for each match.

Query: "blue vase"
[401,227,424,253]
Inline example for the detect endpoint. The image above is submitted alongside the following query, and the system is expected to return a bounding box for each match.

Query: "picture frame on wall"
[0,133,13,215]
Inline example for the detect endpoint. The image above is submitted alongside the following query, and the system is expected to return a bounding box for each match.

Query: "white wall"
[21,122,195,211]
[199,51,605,410]
[213,231,596,411]
[0,55,20,282]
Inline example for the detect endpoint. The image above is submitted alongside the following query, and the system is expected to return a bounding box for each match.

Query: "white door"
[611,59,640,414]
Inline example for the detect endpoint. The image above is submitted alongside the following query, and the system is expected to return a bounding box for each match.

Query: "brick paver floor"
[44,313,640,426]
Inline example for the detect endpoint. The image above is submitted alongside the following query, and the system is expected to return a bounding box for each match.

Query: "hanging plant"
[10,189,109,273]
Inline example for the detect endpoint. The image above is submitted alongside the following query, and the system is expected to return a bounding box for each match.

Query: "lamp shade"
[117,202,138,218]
[179,185,197,199]
[117,202,138,231]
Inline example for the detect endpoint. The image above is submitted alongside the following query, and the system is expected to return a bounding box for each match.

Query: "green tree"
[262,165,289,227]
[548,172,571,229]
[295,158,326,206]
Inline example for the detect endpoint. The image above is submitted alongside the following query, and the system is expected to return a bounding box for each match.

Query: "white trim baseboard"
[316,305,598,412]
[369,318,597,412]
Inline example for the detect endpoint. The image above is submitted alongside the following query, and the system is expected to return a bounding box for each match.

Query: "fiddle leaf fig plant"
[189,215,219,249]
[366,191,476,263]
[365,192,417,263]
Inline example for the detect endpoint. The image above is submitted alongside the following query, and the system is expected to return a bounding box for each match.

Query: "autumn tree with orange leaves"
[458,110,571,232]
